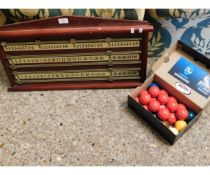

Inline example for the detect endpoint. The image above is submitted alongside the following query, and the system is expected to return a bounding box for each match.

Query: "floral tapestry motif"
[147,9,210,59]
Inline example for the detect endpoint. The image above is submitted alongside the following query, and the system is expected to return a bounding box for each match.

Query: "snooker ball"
[159,105,166,109]
[148,82,159,88]
[148,100,160,113]
[157,93,169,105]
[168,96,177,103]
[177,104,186,110]
[169,126,179,135]
[150,98,157,102]
[166,101,178,113]
[159,90,168,96]
[139,90,148,97]
[176,108,189,120]
[186,110,196,122]
[157,108,170,121]
[167,113,177,125]
[148,86,160,98]
[175,120,187,132]
[138,93,151,105]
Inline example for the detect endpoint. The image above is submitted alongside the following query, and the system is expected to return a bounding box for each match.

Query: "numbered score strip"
[8,53,140,65]
[2,40,140,52]
[14,70,140,80]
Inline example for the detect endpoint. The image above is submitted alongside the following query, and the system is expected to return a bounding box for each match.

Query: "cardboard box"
[128,40,210,144]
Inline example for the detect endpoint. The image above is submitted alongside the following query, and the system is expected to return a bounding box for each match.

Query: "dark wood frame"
[0,15,153,91]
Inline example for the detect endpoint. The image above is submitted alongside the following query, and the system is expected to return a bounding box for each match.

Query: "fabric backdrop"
[0,9,145,25]
[146,9,210,59]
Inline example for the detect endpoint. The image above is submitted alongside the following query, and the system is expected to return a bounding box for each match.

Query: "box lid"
[152,40,210,109]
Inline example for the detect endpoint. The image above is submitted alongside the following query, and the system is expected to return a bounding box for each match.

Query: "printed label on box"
[169,57,210,98]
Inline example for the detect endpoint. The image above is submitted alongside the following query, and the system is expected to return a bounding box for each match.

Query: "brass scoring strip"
[13,69,140,81]
[7,51,141,65]
[1,38,141,51]
[10,61,141,69]
[15,76,141,84]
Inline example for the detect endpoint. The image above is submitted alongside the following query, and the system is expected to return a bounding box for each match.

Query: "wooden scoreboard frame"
[0,15,153,91]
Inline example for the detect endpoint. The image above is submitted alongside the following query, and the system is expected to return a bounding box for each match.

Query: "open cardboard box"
[128,40,210,145]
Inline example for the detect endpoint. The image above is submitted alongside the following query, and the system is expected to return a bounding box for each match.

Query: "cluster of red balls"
[138,86,189,125]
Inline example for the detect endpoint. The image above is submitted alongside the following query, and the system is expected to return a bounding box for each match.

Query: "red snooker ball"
[177,104,187,110]
[157,108,170,121]
[168,96,177,103]
[157,93,169,105]
[159,90,168,96]
[139,90,148,97]
[159,105,166,109]
[176,108,189,120]
[167,113,177,124]
[166,101,178,113]
[148,86,160,98]
[148,100,160,113]
[138,93,151,105]
[150,98,157,102]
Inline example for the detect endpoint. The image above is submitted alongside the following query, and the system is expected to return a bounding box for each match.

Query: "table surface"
[0,58,209,166]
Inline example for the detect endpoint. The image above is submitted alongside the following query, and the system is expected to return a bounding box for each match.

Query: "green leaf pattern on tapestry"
[148,32,164,55]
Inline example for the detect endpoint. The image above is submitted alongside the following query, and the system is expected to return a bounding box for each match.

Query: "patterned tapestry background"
[146,9,210,59]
